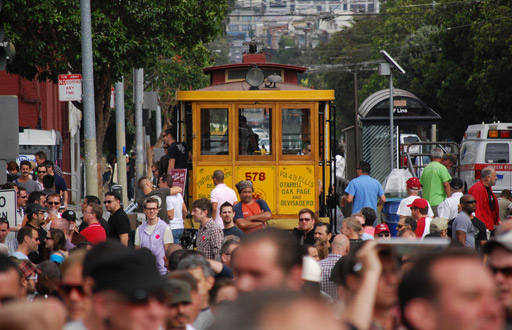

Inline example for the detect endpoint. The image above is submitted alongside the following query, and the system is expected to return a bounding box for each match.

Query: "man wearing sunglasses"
[452,195,477,248]
[484,231,512,327]
[66,243,170,330]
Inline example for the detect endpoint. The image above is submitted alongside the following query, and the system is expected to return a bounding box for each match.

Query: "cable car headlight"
[246,67,264,90]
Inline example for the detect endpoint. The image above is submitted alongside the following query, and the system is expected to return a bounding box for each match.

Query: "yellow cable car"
[175,44,334,229]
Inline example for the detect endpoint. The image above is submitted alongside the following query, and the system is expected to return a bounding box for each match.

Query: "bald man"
[319,234,350,298]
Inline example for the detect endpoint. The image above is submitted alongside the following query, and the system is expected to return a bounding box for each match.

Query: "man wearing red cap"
[397,177,433,221]
[375,224,391,240]
[408,198,432,238]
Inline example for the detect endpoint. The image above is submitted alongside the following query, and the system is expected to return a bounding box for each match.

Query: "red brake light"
[500,130,510,138]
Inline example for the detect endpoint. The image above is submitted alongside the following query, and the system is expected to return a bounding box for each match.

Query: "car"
[253,128,269,141]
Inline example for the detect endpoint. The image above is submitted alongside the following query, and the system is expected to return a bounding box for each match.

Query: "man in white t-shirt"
[159,174,188,244]
[397,177,434,221]
[437,178,464,221]
[210,170,237,229]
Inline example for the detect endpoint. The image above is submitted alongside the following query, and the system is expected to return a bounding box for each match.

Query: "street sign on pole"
[0,189,17,229]
[58,74,82,102]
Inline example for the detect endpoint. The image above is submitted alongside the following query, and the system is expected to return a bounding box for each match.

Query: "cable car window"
[485,143,509,163]
[282,108,311,155]
[200,108,229,155]
[239,108,271,155]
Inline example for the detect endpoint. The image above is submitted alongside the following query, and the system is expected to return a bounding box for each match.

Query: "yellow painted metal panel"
[177,90,334,102]
[195,166,235,200]
[277,165,316,214]
[235,166,276,214]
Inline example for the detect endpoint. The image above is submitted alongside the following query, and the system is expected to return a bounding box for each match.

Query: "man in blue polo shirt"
[341,160,386,214]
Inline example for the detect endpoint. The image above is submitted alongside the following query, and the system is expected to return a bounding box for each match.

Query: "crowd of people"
[1,145,512,330]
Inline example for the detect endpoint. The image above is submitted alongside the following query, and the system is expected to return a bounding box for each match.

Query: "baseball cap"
[407,198,428,209]
[484,231,512,254]
[450,178,463,189]
[61,210,77,221]
[26,203,48,215]
[430,217,448,232]
[406,177,421,190]
[167,280,192,304]
[86,243,169,302]
[375,223,390,235]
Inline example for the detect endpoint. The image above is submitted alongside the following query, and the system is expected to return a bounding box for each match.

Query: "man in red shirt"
[408,198,432,238]
[81,203,106,244]
[469,167,499,231]
[233,180,271,234]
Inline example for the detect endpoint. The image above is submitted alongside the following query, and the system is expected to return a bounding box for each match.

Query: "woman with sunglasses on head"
[46,228,68,264]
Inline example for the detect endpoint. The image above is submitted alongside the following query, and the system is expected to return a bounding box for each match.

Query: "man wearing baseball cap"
[65,242,170,330]
[62,210,88,247]
[375,224,391,240]
[397,177,433,222]
[437,178,464,221]
[485,231,512,326]
[407,198,432,238]
[25,203,48,264]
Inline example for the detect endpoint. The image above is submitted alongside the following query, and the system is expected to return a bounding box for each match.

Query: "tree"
[3,0,227,184]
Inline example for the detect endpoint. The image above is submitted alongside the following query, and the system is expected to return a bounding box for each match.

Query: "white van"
[460,123,512,193]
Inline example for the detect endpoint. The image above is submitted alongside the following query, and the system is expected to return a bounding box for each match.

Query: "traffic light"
[0,0,15,71]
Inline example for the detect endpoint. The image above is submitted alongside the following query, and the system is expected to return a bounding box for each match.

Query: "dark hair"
[168,249,187,271]
[35,151,48,160]
[399,248,478,329]
[398,228,416,237]
[298,208,318,225]
[219,201,234,213]
[163,128,176,139]
[209,278,235,306]
[137,176,150,189]
[36,164,47,172]
[212,170,224,181]
[1,182,15,190]
[49,228,67,252]
[161,174,173,187]
[143,197,160,209]
[85,195,101,206]
[418,206,429,215]
[404,216,417,231]
[502,189,512,199]
[42,175,54,189]
[360,207,377,226]
[7,161,19,172]
[28,191,46,204]
[236,228,303,274]
[19,160,31,169]
[0,254,20,280]
[17,226,35,245]
[43,160,54,168]
[192,198,212,218]
[315,222,331,235]
[359,161,370,174]
[105,191,121,201]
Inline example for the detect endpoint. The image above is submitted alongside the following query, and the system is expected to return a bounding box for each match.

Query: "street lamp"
[379,50,405,171]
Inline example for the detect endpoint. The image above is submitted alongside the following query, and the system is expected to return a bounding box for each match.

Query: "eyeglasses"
[397,224,404,229]
[47,202,60,205]
[17,195,28,199]
[299,218,312,222]
[489,266,512,277]
[60,284,85,296]
[38,171,47,174]
[378,232,391,238]
[464,200,477,204]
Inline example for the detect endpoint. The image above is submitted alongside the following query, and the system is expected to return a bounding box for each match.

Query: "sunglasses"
[18,195,28,199]
[103,200,114,204]
[378,232,391,237]
[489,266,512,277]
[47,202,60,205]
[60,284,85,296]
[299,218,312,222]
[464,200,477,204]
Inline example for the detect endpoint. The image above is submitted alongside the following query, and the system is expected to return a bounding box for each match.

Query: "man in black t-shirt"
[162,128,188,175]
[104,191,131,247]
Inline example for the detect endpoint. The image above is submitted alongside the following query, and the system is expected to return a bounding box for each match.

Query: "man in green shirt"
[420,147,452,216]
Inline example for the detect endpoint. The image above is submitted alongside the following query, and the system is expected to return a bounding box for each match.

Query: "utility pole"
[80,0,98,196]
[134,68,145,180]
[115,79,129,207]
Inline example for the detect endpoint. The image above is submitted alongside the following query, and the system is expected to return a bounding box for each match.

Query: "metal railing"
[400,141,461,178]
